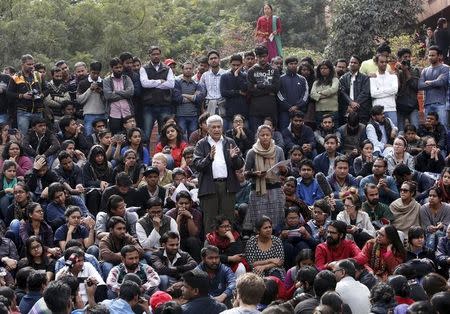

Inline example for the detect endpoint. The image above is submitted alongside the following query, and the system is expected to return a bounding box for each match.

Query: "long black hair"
[384,225,406,258]
[160,123,183,147]
[315,60,335,86]
[1,141,25,160]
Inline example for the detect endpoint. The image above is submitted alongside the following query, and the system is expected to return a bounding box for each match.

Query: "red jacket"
[315,239,361,270]
[354,240,404,280]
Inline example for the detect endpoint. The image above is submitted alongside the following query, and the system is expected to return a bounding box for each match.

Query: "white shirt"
[164,250,182,267]
[370,72,398,111]
[200,69,226,99]
[207,135,228,179]
[349,73,357,100]
[136,216,178,250]
[56,262,105,304]
[139,64,175,89]
[336,276,370,314]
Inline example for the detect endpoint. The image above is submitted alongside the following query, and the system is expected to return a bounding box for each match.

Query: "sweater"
[418,64,449,105]
[247,63,280,116]
[310,77,339,112]
[315,239,361,270]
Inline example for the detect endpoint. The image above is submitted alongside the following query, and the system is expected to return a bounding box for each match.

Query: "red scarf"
[206,231,240,250]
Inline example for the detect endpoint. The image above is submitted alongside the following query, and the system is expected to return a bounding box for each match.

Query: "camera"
[401,60,411,68]
[64,253,79,269]
[30,89,41,100]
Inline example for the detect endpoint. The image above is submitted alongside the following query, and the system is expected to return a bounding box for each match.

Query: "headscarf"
[87,145,111,181]
[252,125,277,195]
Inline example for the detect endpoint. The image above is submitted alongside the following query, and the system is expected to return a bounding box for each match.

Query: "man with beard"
[337,112,367,162]
[339,55,371,125]
[247,45,280,133]
[242,51,256,75]
[119,52,142,128]
[181,269,226,314]
[103,57,135,135]
[200,50,227,126]
[140,46,175,139]
[335,59,348,79]
[150,231,197,290]
[361,183,394,229]
[99,216,143,280]
[359,158,399,205]
[106,245,160,298]
[366,105,397,156]
[315,220,361,271]
[7,54,46,136]
[44,67,71,122]
[196,245,236,305]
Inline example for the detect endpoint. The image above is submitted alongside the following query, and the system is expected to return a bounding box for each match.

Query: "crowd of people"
[1,10,450,314]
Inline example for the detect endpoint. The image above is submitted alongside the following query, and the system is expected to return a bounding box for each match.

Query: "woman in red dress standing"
[255,3,282,62]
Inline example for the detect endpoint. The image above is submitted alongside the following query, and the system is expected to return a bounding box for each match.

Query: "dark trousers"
[200,181,236,233]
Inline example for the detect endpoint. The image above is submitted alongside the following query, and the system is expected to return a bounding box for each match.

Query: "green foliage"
[0,0,329,70]
[325,0,423,61]
[283,47,324,64]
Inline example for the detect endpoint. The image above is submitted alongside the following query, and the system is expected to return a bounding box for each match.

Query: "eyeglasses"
[426,144,436,147]
[343,204,355,209]
[219,224,232,229]
[327,230,339,235]
[400,188,410,193]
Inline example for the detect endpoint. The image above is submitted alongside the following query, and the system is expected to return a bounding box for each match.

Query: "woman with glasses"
[355,225,406,281]
[385,136,415,175]
[18,203,60,258]
[419,186,450,250]
[245,216,285,279]
[225,114,253,156]
[389,181,420,237]
[205,215,247,278]
[17,236,55,282]
[415,136,445,174]
[337,193,375,248]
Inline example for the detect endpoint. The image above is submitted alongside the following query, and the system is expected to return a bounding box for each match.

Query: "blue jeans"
[17,111,42,136]
[384,111,398,128]
[142,105,173,140]
[0,114,8,124]
[83,114,106,137]
[425,103,447,126]
[278,111,290,131]
[101,262,115,281]
[178,116,198,138]
[397,110,419,132]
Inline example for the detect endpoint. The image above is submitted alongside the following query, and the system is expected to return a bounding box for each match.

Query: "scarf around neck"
[389,198,420,234]
[252,139,277,195]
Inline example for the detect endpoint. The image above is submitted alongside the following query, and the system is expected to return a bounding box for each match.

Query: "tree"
[325,0,423,61]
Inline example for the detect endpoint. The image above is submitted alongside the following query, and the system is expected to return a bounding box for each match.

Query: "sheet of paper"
[267,160,290,174]
[171,182,189,202]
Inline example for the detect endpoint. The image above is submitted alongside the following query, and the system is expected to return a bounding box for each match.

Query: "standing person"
[43,67,71,122]
[434,18,450,64]
[255,3,282,62]
[247,45,280,133]
[418,46,449,125]
[199,50,226,123]
[310,60,339,124]
[370,54,399,127]
[277,56,309,130]
[192,114,244,233]
[360,43,393,76]
[76,61,106,137]
[103,57,134,135]
[339,55,372,124]
[220,54,248,129]
[244,124,287,229]
[173,62,204,138]
[396,48,420,131]
[139,46,175,139]
[192,56,209,83]
[7,54,45,136]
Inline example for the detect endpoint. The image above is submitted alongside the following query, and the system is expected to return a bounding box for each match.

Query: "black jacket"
[23,130,60,158]
[25,169,59,197]
[339,71,371,122]
[135,185,167,217]
[192,136,244,197]
[150,248,197,279]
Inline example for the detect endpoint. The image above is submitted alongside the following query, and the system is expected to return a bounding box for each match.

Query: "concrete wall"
[419,0,450,22]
